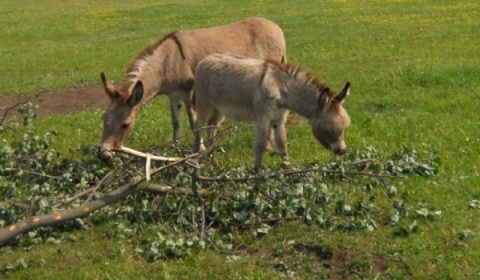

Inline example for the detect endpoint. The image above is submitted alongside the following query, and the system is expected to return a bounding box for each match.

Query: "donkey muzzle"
[98,146,115,163]
[331,142,347,155]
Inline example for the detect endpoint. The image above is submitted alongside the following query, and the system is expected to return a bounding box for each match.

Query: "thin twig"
[86,171,114,202]
[0,101,29,126]
[259,216,303,224]
[349,159,377,165]
[3,168,64,180]
[194,167,397,184]
[0,91,45,126]
[282,168,397,178]
[52,171,114,208]
[53,187,97,208]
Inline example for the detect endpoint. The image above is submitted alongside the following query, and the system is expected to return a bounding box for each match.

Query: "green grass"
[1,0,480,279]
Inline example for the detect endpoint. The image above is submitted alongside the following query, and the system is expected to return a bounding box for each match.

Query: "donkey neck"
[121,41,183,107]
[127,56,165,107]
[281,79,322,120]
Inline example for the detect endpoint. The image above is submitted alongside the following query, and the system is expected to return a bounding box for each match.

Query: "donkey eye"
[121,123,129,129]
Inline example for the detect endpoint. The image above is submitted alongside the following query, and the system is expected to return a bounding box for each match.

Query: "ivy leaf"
[469,200,480,209]
[388,186,397,197]
[459,229,473,241]
[415,208,441,219]
[408,220,418,233]
[415,208,429,217]
[256,224,271,237]
[389,212,400,225]
[226,255,241,262]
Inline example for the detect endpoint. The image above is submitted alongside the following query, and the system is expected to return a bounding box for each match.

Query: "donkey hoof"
[252,166,262,173]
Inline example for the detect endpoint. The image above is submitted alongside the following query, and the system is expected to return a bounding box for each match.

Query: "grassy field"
[1,0,480,279]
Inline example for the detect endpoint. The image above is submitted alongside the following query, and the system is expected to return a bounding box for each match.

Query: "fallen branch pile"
[0,103,440,264]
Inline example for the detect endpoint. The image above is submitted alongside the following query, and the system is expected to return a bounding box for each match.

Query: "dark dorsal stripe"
[156,32,185,59]
[169,33,186,60]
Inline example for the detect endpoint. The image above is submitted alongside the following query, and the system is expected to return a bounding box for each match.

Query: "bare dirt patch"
[0,85,110,119]
[0,85,308,125]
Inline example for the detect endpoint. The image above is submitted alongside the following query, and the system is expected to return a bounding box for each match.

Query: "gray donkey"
[194,53,351,171]
[99,18,286,162]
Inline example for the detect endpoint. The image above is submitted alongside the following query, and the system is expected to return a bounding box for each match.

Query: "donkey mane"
[262,59,334,97]
[116,32,185,99]
[133,31,185,65]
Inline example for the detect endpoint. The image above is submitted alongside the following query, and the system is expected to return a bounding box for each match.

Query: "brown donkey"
[99,18,286,162]
[194,53,351,171]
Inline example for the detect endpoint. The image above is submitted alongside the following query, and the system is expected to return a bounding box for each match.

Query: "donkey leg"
[193,114,204,153]
[265,128,275,151]
[207,110,225,147]
[200,111,224,166]
[253,120,270,171]
[193,104,210,153]
[183,89,197,132]
[168,93,184,147]
[182,89,201,151]
[273,122,288,156]
[193,123,207,153]
[273,122,291,168]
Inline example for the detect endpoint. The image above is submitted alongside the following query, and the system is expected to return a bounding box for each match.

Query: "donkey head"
[98,72,143,162]
[311,82,351,155]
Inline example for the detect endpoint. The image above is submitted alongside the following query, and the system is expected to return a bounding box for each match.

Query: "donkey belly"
[216,105,254,121]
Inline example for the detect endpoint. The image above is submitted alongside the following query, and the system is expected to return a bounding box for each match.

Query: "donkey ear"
[335,82,351,104]
[127,80,144,107]
[100,72,119,100]
[318,87,330,111]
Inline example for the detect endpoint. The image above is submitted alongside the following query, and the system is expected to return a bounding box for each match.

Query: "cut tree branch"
[0,137,224,245]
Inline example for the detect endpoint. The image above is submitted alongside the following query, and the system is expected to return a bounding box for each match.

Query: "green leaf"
[256,224,271,237]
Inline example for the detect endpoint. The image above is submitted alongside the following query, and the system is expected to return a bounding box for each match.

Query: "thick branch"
[0,178,146,245]
[114,146,184,162]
